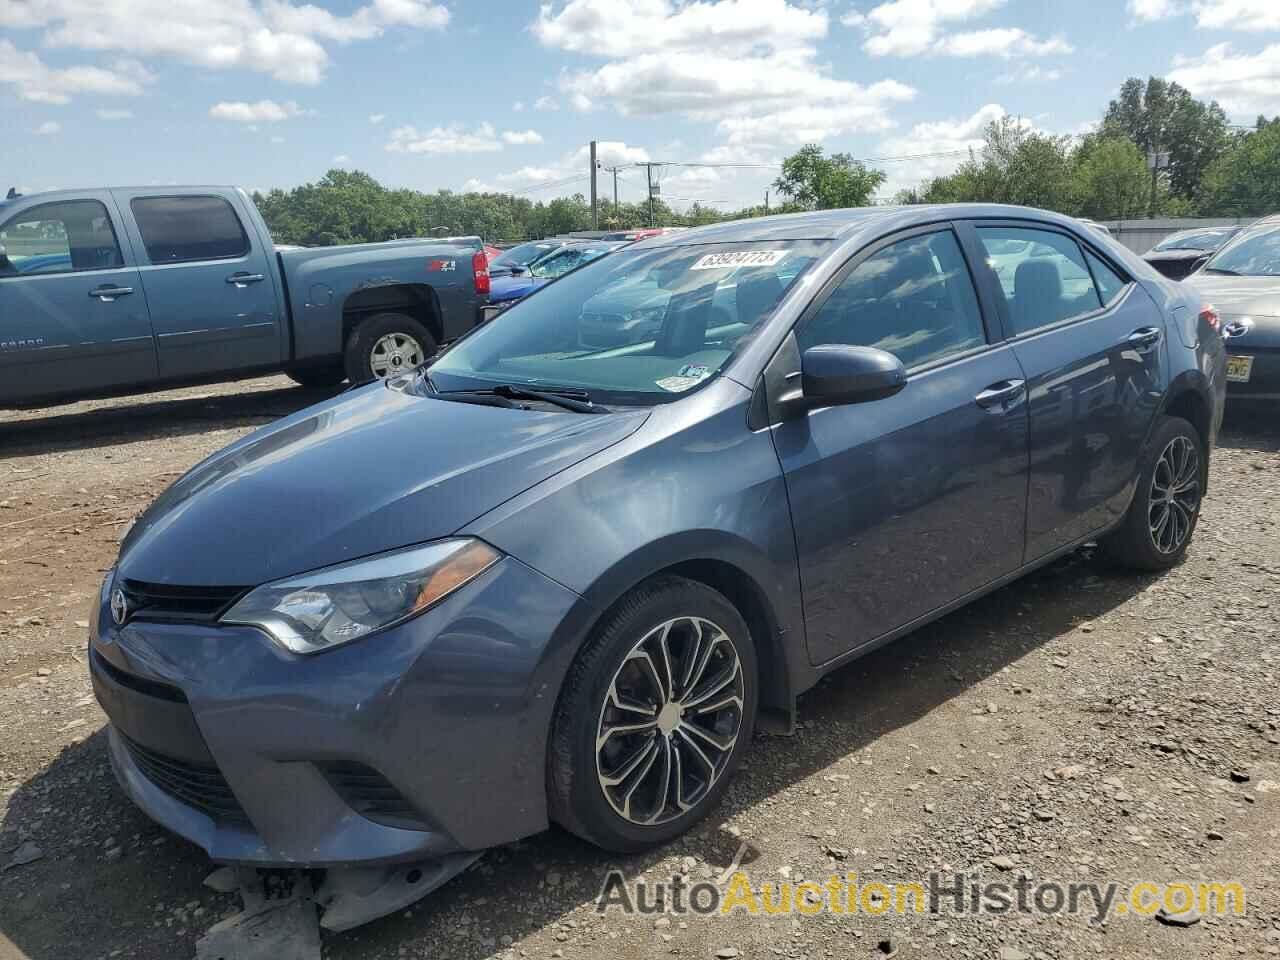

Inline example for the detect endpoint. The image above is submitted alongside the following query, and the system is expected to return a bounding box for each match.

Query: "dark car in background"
[1185,220,1280,400]
[91,204,1223,925]
[1144,225,1243,280]
[482,239,627,319]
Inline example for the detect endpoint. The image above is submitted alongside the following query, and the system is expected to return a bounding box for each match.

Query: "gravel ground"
[0,377,1276,960]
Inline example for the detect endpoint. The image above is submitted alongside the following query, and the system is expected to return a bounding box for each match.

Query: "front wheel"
[549,577,758,853]
[1098,415,1204,571]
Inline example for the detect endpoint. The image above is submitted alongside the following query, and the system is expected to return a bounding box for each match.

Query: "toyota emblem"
[110,587,129,626]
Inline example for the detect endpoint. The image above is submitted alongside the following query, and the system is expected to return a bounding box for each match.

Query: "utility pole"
[764,190,769,215]
[638,162,660,227]
[1147,148,1169,219]
[589,140,598,230]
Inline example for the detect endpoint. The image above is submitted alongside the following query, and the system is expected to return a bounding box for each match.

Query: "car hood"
[1183,274,1280,318]
[118,383,648,587]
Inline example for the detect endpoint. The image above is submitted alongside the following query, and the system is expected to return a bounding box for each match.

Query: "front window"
[1203,226,1280,277]
[0,200,124,276]
[428,239,830,404]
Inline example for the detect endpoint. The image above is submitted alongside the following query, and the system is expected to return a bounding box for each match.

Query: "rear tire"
[343,312,436,385]
[286,363,346,388]
[1098,415,1204,571]
[548,576,757,853]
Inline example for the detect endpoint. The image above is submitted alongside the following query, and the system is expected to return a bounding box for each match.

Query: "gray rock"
[3,841,43,871]
[1156,906,1202,927]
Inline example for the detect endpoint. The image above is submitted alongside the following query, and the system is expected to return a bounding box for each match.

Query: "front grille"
[121,734,249,824]
[323,762,426,830]
[120,579,248,624]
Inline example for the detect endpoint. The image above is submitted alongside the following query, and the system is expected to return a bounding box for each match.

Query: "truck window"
[0,200,124,276]
[130,195,250,264]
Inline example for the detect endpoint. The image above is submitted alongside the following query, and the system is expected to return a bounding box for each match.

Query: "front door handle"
[1126,326,1163,350]
[89,285,134,302]
[975,379,1025,411]
[226,272,266,287]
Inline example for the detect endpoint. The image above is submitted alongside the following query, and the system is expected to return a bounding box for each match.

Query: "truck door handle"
[975,379,1025,411]
[1126,326,1162,349]
[226,272,265,287]
[89,285,134,301]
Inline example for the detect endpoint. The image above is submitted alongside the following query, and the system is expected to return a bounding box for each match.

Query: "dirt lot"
[0,377,1277,960]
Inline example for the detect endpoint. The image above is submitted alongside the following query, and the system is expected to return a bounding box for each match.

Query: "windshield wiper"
[1202,266,1242,275]
[447,383,607,414]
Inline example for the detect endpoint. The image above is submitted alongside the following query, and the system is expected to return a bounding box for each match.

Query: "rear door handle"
[89,285,134,302]
[1126,326,1162,349]
[226,272,266,286]
[975,379,1025,411]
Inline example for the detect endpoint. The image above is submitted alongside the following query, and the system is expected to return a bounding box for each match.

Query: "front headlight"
[222,539,500,655]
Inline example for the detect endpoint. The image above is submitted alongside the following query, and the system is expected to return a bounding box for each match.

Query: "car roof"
[638,203,1103,246]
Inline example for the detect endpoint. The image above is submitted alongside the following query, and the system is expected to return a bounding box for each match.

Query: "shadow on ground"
[0,382,344,458]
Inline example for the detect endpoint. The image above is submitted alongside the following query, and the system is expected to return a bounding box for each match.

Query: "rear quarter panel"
[279,241,482,361]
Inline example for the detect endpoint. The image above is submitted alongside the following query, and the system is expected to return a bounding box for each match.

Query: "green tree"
[920,118,1076,213]
[1071,137,1151,220]
[773,144,887,209]
[1198,118,1280,216]
[1102,76,1229,207]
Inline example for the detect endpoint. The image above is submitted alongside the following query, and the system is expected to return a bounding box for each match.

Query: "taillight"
[472,252,490,297]
[1199,306,1220,332]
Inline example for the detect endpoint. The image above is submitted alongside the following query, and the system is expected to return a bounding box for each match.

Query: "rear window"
[130,195,249,264]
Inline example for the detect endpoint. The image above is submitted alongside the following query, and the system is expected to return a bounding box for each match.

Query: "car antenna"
[5,188,21,200]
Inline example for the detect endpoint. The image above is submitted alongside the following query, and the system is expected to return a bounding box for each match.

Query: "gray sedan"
[90,204,1224,927]
[1185,220,1280,401]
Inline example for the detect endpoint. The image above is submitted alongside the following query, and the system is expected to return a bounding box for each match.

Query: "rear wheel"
[1098,415,1204,571]
[343,312,436,385]
[549,576,757,853]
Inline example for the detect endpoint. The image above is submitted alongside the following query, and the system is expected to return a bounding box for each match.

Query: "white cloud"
[512,100,525,112]
[501,129,544,145]
[95,107,134,119]
[874,102,1025,196]
[493,141,651,191]
[36,120,62,135]
[537,0,915,156]
[1193,0,1280,30]
[1168,42,1280,116]
[386,121,504,154]
[369,113,386,124]
[995,64,1062,84]
[462,176,497,192]
[534,95,560,111]
[934,27,1072,57]
[209,99,308,123]
[333,153,351,163]
[270,134,285,143]
[0,0,450,86]
[848,0,1070,58]
[1128,0,1183,21]
[0,39,152,104]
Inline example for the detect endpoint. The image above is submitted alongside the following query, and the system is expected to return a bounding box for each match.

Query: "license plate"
[1226,355,1254,382]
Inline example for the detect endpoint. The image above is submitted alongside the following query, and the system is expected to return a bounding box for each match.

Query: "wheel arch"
[341,284,443,347]
[1154,373,1215,490]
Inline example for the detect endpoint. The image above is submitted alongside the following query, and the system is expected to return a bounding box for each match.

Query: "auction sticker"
[690,250,786,270]
[656,376,704,392]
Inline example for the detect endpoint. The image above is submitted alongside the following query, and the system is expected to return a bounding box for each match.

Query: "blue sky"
[3,0,1278,212]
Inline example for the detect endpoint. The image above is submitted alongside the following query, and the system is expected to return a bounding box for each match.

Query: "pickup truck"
[0,185,490,406]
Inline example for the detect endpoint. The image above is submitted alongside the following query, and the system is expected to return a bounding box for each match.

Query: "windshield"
[1153,229,1234,252]
[491,240,561,271]
[1204,226,1280,277]
[429,239,831,404]
[530,245,617,279]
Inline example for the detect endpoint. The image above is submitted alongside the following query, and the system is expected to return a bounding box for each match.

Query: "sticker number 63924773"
[689,250,786,271]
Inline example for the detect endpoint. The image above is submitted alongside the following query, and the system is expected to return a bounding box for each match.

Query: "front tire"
[549,576,758,853]
[343,312,436,385]
[1098,415,1204,571]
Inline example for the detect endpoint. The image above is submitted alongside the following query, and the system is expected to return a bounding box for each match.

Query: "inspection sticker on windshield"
[656,375,703,392]
[690,250,786,271]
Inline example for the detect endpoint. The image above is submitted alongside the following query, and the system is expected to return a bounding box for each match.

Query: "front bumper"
[91,556,591,866]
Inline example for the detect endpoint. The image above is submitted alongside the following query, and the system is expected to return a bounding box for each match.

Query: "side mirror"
[801,344,907,406]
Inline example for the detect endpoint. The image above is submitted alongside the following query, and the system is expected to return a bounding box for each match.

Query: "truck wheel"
[344,312,436,384]
[286,363,346,388]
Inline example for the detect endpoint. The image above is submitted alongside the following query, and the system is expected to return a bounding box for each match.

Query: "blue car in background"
[488,239,567,276]
[483,240,628,320]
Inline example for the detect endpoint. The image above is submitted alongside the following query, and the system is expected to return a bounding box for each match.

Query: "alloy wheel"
[369,333,424,379]
[595,617,744,826]
[1148,435,1200,554]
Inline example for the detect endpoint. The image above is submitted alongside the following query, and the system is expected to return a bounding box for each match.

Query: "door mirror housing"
[801,344,907,406]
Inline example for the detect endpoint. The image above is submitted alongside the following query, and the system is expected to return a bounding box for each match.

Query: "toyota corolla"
[90,205,1225,917]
